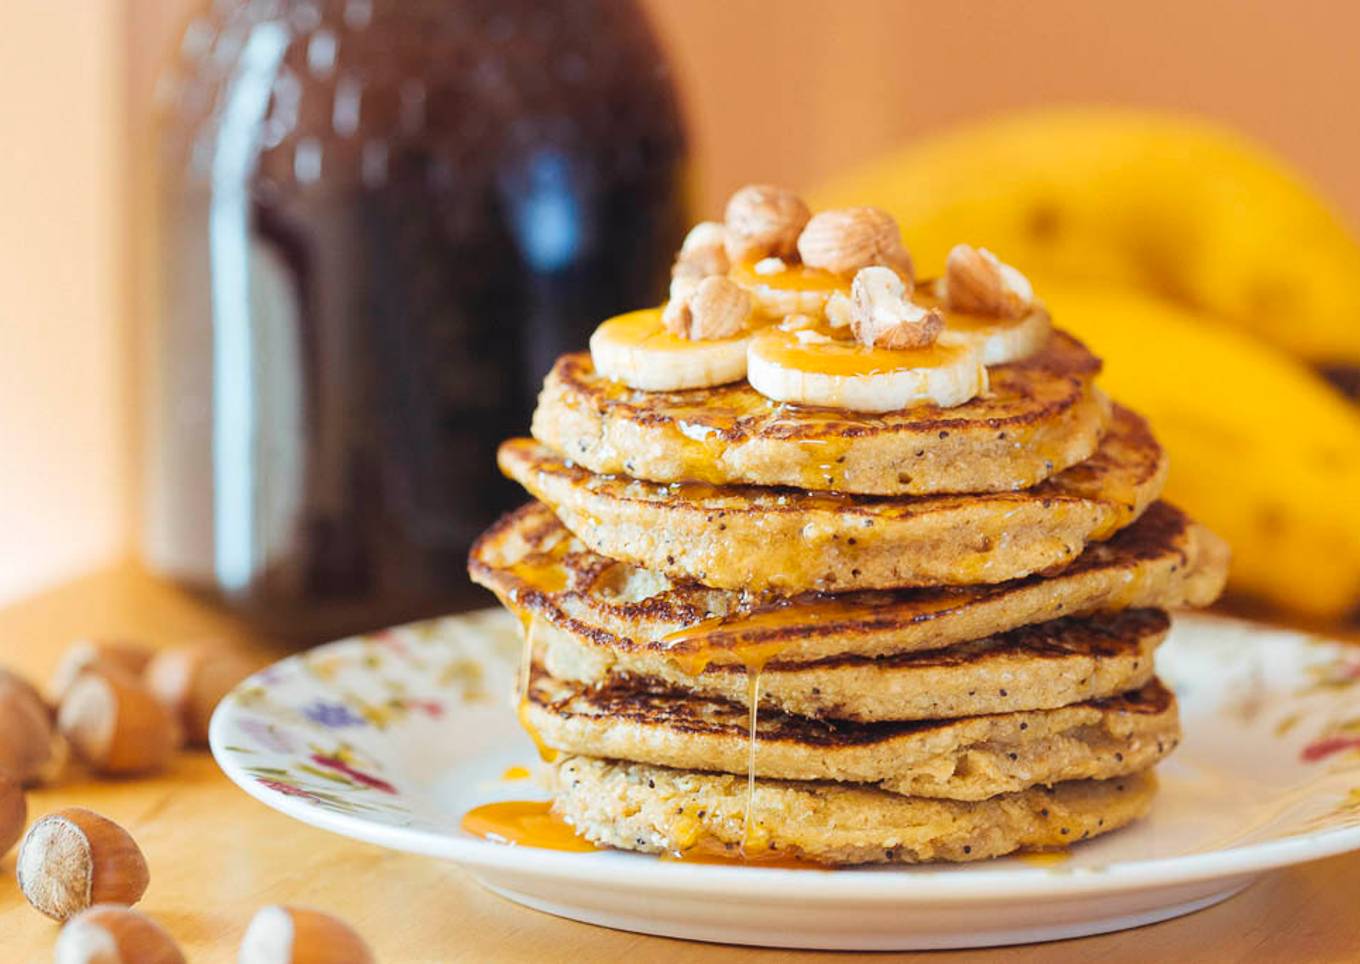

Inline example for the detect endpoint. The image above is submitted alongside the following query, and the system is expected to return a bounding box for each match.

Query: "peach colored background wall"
[0,2,125,604]
[4,0,1360,602]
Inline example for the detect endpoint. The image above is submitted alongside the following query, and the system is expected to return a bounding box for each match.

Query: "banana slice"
[589,307,752,391]
[943,304,1053,364]
[747,326,986,413]
[729,257,849,318]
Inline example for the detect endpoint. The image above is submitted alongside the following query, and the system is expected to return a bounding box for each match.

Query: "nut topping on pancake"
[723,185,811,264]
[940,244,1036,319]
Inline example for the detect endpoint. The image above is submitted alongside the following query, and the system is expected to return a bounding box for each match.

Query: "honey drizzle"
[660,626,785,859]
[1018,849,1071,867]
[461,800,599,852]
[659,596,903,668]
[741,668,762,857]
[750,325,974,379]
[515,614,558,763]
[507,537,573,595]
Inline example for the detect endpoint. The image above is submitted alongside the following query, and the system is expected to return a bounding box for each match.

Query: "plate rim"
[209,610,1360,902]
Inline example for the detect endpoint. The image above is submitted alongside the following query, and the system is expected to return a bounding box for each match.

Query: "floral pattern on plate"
[210,610,1360,951]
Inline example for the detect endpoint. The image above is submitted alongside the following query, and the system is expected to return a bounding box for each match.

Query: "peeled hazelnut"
[17,808,150,921]
[58,669,179,776]
[850,266,943,350]
[684,276,752,340]
[239,906,376,964]
[56,905,185,964]
[797,207,914,281]
[674,220,730,278]
[662,266,703,334]
[146,645,256,747]
[0,668,58,786]
[723,184,811,263]
[50,641,154,704]
[0,776,25,858]
[942,244,1033,318]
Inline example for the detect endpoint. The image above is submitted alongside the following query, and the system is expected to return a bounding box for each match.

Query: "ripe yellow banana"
[1038,281,1360,620]
[812,109,1360,365]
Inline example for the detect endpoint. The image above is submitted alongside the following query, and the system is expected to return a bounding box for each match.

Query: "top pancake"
[532,330,1109,496]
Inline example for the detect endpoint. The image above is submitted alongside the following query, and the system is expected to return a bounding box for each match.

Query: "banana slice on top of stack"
[587,184,1051,412]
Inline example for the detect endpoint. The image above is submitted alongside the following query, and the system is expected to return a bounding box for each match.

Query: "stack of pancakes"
[469,330,1229,865]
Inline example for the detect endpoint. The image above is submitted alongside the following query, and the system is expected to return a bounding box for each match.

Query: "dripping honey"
[1018,849,1071,867]
[461,800,599,852]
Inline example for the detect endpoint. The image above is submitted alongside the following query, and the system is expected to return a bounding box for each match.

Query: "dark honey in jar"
[145,0,688,639]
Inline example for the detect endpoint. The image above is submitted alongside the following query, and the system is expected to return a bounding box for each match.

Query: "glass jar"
[145,0,688,640]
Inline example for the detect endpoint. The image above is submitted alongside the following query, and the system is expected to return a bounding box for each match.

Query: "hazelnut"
[850,266,943,350]
[55,905,185,964]
[58,668,179,776]
[673,220,730,278]
[239,906,375,964]
[17,808,150,921]
[668,276,751,341]
[797,207,914,281]
[942,244,1033,318]
[0,776,25,858]
[0,668,58,785]
[146,645,256,747]
[50,641,154,704]
[723,184,811,263]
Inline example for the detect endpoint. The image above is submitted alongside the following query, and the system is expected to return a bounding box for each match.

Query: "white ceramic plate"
[210,610,1360,951]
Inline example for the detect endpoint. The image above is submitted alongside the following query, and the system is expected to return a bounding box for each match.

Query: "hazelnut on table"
[0,667,60,786]
[55,905,185,964]
[146,644,256,747]
[17,807,150,921]
[58,666,179,776]
[49,641,154,704]
[239,905,376,964]
[0,775,25,857]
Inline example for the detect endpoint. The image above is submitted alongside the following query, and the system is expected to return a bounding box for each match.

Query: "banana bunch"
[1040,282,1360,620]
[812,109,1360,620]
[812,109,1360,365]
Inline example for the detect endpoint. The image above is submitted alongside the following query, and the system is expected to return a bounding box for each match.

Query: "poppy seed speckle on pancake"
[499,406,1168,593]
[552,757,1157,864]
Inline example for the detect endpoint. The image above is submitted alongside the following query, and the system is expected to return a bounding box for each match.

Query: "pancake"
[525,672,1179,801]
[536,609,1168,722]
[553,757,1156,864]
[498,405,1168,593]
[469,499,1227,671]
[532,330,1109,496]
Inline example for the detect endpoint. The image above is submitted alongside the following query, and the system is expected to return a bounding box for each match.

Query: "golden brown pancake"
[525,672,1179,801]
[532,330,1109,496]
[469,499,1226,672]
[553,757,1157,864]
[498,405,1168,593]
[534,609,1169,722]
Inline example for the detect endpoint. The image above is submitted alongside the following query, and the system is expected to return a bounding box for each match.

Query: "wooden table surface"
[1,564,1358,962]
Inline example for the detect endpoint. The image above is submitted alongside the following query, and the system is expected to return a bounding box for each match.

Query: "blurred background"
[3,0,1358,634]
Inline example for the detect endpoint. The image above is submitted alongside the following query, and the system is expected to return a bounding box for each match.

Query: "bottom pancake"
[527,672,1179,801]
[553,757,1156,865]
